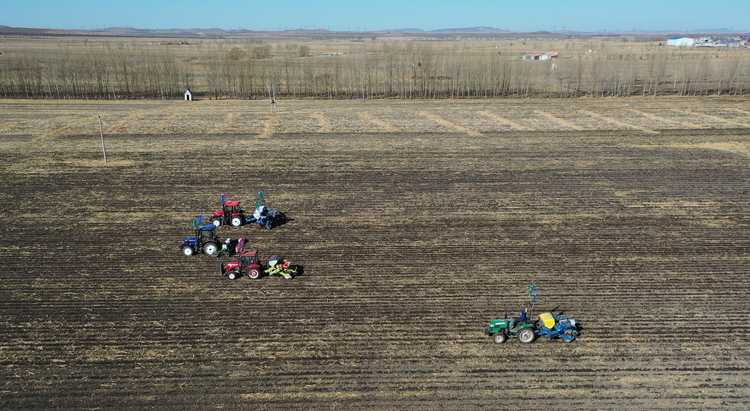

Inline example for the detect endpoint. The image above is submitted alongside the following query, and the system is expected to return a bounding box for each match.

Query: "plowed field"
[2,97,750,409]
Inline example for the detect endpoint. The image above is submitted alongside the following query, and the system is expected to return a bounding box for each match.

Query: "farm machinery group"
[179,194,583,343]
[180,191,300,280]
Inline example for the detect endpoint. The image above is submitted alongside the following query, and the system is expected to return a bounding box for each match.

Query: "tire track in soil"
[209,112,239,134]
[729,108,750,118]
[628,109,707,129]
[419,111,482,136]
[687,110,750,129]
[144,113,181,134]
[358,112,397,132]
[667,108,720,129]
[477,110,530,131]
[261,115,275,137]
[35,115,95,141]
[578,109,658,134]
[535,110,586,131]
[109,111,146,134]
[313,112,331,133]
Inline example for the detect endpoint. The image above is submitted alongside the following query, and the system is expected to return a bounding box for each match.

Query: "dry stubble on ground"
[1,97,750,409]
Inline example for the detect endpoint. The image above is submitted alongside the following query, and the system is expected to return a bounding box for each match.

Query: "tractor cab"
[239,248,259,271]
[197,224,218,240]
[223,200,242,217]
[181,223,221,256]
[182,224,216,244]
[212,198,247,227]
[220,248,263,280]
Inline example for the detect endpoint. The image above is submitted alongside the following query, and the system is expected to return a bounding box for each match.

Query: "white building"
[667,37,695,47]
[184,89,193,101]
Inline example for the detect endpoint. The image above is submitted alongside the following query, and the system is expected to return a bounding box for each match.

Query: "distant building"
[523,52,556,60]
[184,89,193,101]
[667,37,695,47]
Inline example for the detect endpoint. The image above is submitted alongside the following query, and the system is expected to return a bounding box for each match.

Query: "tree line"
[1,41,748,99]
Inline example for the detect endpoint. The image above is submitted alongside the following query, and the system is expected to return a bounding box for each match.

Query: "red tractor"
[211,193,247,227]
[219,248,263,280]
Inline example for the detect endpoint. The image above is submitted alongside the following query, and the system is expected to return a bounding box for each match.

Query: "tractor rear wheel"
[227,272,238,280]
[518,328,536,344]
[230,217,243,227]
[494,333,507,344]
[182,247,194,256]
[247,268,261,279]
[203,242,218,255]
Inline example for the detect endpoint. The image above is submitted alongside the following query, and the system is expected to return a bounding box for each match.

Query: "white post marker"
[98,115,107,163]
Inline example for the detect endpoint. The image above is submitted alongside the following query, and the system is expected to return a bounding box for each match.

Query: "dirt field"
[2,97,750,409]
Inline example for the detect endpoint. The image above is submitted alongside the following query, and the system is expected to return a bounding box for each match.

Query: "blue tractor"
[180,216,221,256]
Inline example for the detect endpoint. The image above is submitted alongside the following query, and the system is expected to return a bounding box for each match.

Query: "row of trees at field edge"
[1,43,748,99]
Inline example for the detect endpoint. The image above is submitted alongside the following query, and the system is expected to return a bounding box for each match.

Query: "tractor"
[483,307,537,344]
[211,193,247,227]
[219,243,300,280]
[181,216,221,256]
[219,248,263,280]
[483,283,581,344]
[212,191,287,229]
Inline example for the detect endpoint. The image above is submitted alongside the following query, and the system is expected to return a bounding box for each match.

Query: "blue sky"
[3,0,748,32]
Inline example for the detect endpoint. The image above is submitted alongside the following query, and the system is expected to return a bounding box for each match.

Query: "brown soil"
[1,97,750,409]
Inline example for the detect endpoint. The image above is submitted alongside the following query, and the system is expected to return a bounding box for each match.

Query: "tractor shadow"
[271,213,292,229]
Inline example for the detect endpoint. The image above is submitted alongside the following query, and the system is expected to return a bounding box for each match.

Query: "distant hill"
[691,28,747,34]
[0,25,746,38]
[387,28,425,33]
[429,26,510,33]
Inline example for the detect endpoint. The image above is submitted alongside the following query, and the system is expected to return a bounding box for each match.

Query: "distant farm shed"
[184,89,193,101]
[667,37,695,47]
[523,52,557,60]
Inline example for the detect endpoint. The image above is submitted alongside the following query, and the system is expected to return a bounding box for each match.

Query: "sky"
[3,0,749,33]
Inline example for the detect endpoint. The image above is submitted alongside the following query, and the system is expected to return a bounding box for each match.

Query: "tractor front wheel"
[227,272,238,280]
[518,328,536,344]
[230,217,243,227]
[203,243,218,256]
[212,219,222,227]
[494,333,507,344]
[247,268,261,279]
[182,247,194,256]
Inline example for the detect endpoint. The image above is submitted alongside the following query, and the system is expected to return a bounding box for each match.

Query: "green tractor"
[483,308,537,344]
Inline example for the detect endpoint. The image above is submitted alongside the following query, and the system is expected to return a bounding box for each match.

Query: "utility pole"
[98,115,107,163]
[268,82,279,113]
